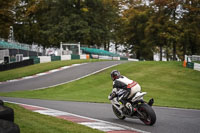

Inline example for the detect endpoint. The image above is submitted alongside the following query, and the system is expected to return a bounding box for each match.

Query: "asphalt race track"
[0,61,125,92]
[1,97,200,133]
[0,61,200,133]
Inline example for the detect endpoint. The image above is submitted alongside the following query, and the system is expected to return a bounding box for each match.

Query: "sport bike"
[109,85,156,126]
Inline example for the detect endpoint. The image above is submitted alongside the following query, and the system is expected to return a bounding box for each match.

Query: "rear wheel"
[112,105,126,120]
[138,104,156,125]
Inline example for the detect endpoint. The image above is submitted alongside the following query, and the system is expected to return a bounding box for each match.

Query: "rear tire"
[112,105,126,120]
[138,103,156,126]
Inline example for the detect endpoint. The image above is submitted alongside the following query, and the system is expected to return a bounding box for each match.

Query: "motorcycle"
[109,85,156,126]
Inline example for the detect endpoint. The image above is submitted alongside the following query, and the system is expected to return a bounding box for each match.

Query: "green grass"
[1,61,200,109]
[5,103,104,133]
[0,59,106,82]
[193,61,200,64]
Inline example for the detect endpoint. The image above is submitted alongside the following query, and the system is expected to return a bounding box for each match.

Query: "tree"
[14,0,45,45]
[165,0,182,60]
[125,8,152,60]
[179,0,200,56]
[144,0,181,61]
[13,0,120,49]
[0,0,19,39]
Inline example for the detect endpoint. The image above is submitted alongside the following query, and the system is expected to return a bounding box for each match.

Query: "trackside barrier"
[71,54,80,60]
[128,58,139,61]
[61,55,71,60]
[10,57,16,62]
[23,57,30,60]
[51,56,61,61]
[120,57,128,60]
[184,55,200,71]
[39,56,51,63]
[0,100,20,133]
[1,55,138,67]
[113,57,120,60]
[186,62,194,69]
[194,63,200,71]
[90,54,99,59]
[80,54,90,59]
[30,56,40,64]
[99,55,113,60]
[80,55,87,59]
[0,59,34,71]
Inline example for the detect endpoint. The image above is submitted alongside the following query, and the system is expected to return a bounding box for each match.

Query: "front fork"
[111,98,123,114]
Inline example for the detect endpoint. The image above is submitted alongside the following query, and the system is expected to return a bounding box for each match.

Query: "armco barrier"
[0,59,34,71]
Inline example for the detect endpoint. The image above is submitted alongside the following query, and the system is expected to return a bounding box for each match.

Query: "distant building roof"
[81,47,119,57]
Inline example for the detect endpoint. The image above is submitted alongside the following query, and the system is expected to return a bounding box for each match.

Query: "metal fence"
[187,55,200,62]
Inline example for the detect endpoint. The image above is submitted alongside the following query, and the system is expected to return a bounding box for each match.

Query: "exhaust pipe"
[148,98,154,106]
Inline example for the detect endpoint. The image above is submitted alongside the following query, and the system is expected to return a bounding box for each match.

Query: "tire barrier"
[0,100,3,105]
[0,105,14,122]
[0,100,20,133]
[0,119,20,133]
[0,59,34,71]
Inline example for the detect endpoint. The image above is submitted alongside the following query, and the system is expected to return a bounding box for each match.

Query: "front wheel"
[112,105,126,120]
[138,103,156,125]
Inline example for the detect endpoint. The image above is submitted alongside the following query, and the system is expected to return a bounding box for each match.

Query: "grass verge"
[5,103,104,133]
[1,61,200,109]
[0,59,106,82]
[193,61,200,63]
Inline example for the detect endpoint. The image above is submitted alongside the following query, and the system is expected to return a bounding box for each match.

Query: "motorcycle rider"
[109,70,141,114]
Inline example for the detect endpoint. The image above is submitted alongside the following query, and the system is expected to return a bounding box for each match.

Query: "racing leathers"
[109,75,140,110]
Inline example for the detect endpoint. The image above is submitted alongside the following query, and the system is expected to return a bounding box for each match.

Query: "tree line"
[0,0,200,60]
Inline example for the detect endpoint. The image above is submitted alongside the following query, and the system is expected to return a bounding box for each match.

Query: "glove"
[108,92,116,100]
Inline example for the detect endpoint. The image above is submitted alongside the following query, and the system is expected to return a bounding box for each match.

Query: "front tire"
[112,105,126,120]
[138,103,156,125]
